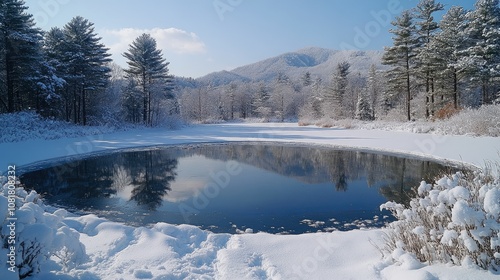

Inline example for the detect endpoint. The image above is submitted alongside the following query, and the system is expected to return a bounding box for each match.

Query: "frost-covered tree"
[431,6,468,109]
[62,16,111,125]
[355,88,374,121]
[302,71,312,87]
[122,77,142,123]
[0,0,44,113]
[92,62,125,125]
[43,27,71,119]
[324,62,350,118]
[383,10,419,121]
[367,64,382,119]
[464,0,500,104]
[414,0,444,118]
[226,83,237,120]
[33,60,65,118]
[123,33,173,126]
[271,73,293,122]
[252,83,271,119]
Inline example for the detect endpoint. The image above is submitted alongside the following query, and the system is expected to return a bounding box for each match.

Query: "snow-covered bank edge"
[1,123,499,279]
[299,105,500,137]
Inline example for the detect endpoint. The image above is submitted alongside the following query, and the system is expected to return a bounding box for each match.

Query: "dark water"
[20,143,459,234]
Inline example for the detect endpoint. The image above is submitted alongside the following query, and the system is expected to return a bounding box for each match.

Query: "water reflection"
[20,143,459,233]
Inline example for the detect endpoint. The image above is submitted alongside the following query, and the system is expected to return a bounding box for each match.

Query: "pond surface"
[20,143,459,234]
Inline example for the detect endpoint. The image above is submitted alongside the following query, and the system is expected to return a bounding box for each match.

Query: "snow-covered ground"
[1,123,499,279]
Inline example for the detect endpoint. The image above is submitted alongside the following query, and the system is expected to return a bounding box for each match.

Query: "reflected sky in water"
[21,143,459,234]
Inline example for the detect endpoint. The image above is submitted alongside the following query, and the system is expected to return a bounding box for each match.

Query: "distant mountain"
[197,47,384,86]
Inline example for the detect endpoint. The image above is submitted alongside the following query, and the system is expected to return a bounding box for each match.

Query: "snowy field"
[1,123,499,279]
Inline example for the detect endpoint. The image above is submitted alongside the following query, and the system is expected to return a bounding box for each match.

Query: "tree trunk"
[82,88,87,126]
[453,70,458,109]
[405,48,411,121]
[482,80,488,105]
[6,55,14,112]
[73,88,78,124]
[142,73,147,125]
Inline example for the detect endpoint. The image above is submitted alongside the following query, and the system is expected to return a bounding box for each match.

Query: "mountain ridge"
[197,47,384,86]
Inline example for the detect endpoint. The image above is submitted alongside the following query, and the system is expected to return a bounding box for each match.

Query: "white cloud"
[101,27,207,58]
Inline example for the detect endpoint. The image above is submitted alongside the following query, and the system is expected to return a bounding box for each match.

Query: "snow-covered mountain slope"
[197,47,384,86]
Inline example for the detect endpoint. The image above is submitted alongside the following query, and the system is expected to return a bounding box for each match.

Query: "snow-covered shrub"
[0,111,118,143]
[381,171,500,270]
[436,105,500,136]
[0,178,87,279]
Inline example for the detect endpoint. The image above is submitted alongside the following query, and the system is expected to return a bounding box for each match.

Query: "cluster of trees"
[0,0,175,126]
[178,60,382,123]
[383,0,500,121]
[179,73,311,122]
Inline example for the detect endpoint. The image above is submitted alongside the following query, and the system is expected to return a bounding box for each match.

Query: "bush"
[0,111,117,143]
[437,105,500,136]
[434,103,461,120]
[380,170,500,271]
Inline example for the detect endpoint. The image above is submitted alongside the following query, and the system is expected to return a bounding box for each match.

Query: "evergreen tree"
[324,61,350,118]
[252,83,271,119]
[123,33,171,126]
[272,72,291,122]
[367,64,380,119]
[122,79,142,123]
[33,60,65,118]
[430,6,468,109]
[43,27,70,119]
[0,0,43,113]
[464,0,500,104]
[382,10,419,121]
[226,83,237,120]
[355,88,374,121]
[414,0,444,117]
[62,16,111,125]
[302,71,312,87]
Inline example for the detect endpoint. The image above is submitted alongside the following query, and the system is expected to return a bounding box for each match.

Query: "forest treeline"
[1,0,499,126]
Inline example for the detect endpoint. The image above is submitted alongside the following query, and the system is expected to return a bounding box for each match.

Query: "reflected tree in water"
[111,165,133,191]
[128,151,178,210]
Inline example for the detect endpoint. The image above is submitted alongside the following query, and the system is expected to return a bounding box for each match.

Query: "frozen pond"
[20,143,459,234]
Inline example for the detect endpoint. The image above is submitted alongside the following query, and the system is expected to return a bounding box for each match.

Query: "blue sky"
[24,0,475,78]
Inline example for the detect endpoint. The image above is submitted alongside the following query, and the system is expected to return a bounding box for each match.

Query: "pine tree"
[226,83,237,120]
[302,71,312,87]
[414,0,444,118]
[0,0,43,113]
[367,64,380,119]
[355,88,374,121]
[324,62,350,118]
[122,78,142,123]
[272,72,292,122]
[252,83,271,119]
[62,16,111,125]
[123,33,171,126]
[464,0,500,104]
[430,6,468,109]
[382,10,419,121]
[43,27,70,119]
